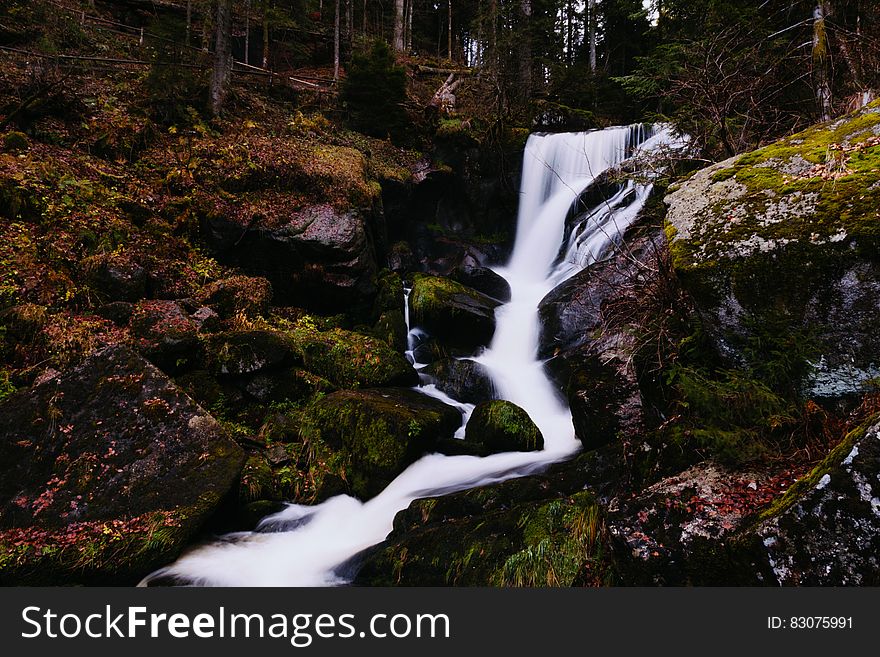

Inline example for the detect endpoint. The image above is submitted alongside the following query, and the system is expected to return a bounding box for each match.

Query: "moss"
[288,318,416,389]
[465,400,544,453]
[2,132,29,153]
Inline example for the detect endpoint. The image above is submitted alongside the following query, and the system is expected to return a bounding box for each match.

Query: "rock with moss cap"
[199,275,273,319]
[408,274,500,352]
[464,400,543,454]
[0,344,244,585]
[665,101,880,399]
[290,321,417,389]
[298,388,462,501]
[205,329,295,376]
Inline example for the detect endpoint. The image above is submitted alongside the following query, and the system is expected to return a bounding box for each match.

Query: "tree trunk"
[186,0,192,45]
[262,0,270,69]
[210,0,234,116]
[519,0,532,98]
[406,0,413,52]
[363,0,368,36]
[244,0,250,66]
[588,0,597,73]
[393,0,405,52]
[334,0,341,81]
[448,0,453,62]
[813,2,833,121]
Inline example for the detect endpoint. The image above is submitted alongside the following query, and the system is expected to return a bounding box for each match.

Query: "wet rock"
[200,204,378,320]
[0,344,244,584]
[464,400,543,454]
[300,388,462,500]
[408,274,500,352]
[199,275,273,319]
[450,254,511,302]
[423,358,494,404]
[387,240,416,274]
[129,300,200,373]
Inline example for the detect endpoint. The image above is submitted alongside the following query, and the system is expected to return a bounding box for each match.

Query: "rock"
[539,226,663,451]
[0,303,48,362]
[665,101,880,399]
[464,400,543,454]
[387,240,416,273]
[423,358,495,404]
[408,274,500,352]
[300,388,462,500]
[205,330,294,377]
[742,417,880,585]
[372,310,408,352]
[189,306,221,333]
[606,461,778,585]
[239,367,335,405]
[450,254,511,302]
[291,324,417,389]
[95,301,134,326]
[82,253,147,303]
[199,275,273,319]
[0,344,244,584]
[200,204,378,320]
[356,490,605,586]
[129,300,200,373]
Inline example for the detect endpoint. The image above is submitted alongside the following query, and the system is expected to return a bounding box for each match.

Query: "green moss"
[288,318,415,389]
[466,400,544,453]
[2,132,29,153]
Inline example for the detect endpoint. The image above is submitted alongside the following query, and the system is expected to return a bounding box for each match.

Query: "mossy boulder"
[237,367,335,405]
[665,101,880,398]
[356,490,607,586]
[300,388,462,500]
[408,274,500,352]
[129,300,200,373]
[0,344,244,585]
[464,400,543,454]
[290,321,417,389]
[205,329,295,377]
[199,275,273,319]
[2,131,29,153]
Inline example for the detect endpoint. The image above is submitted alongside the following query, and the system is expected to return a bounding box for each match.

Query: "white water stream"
[142,124,677,587]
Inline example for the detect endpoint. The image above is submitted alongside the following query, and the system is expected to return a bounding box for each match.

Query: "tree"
[394,0,405,52]
[813,2,833,121]
[209,0,233,116]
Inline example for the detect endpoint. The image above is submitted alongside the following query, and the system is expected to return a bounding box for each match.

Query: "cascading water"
[141,124,678,587]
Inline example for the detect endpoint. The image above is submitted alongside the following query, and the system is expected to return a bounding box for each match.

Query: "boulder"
[129,300,200,373]
[743,416,880,585]
[408,274,500,352]
[464,400,543,454]
[423,358,495,404]
[0,344,244,584]
[300,388,462,500]
[82,253,147,303]
[199,275,272,319]
[205,330,294,376]
[539,227,663,451]
[238,367,335,405]
[665,101,880,399]
[201,204,378,320]
[450,253,511,302]
[291,324,418,389]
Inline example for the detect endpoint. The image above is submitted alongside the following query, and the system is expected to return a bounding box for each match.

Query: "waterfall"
[140,124,677,587]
